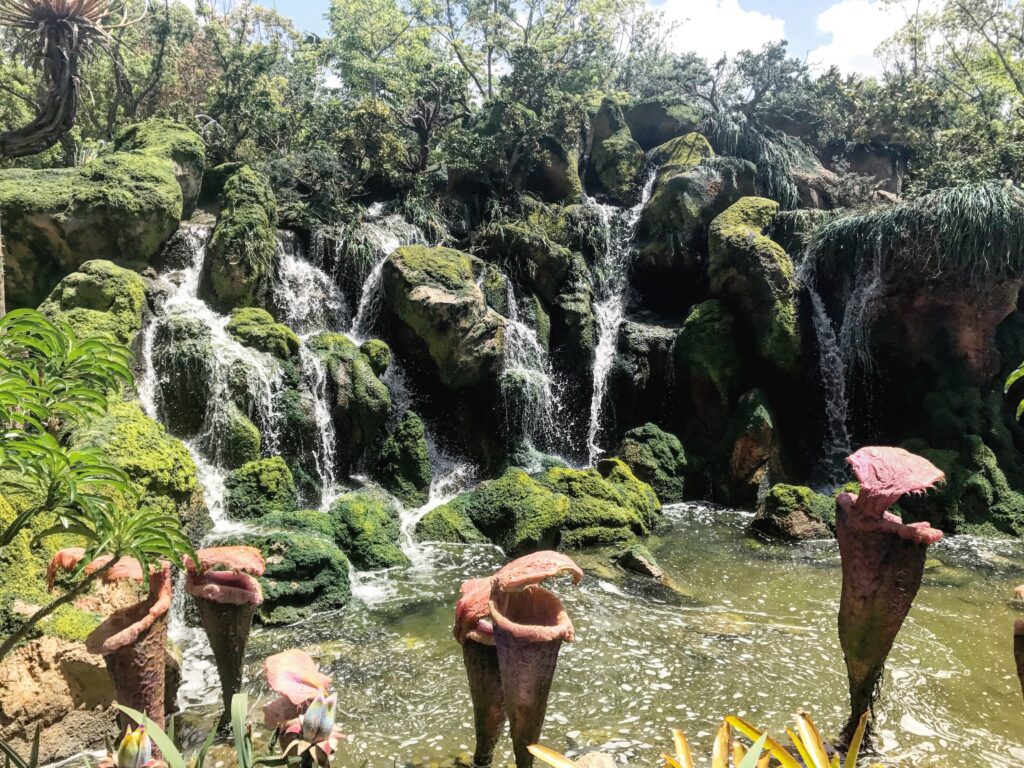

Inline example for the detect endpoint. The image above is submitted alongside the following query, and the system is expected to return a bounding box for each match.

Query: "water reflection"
[181,504,1024,766]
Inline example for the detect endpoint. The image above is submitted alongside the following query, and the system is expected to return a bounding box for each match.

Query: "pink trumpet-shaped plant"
[49,549,172,729]
[263,650,345,766]
[835,447,944,744]
[454,551,584,768]
[184,546,266,727]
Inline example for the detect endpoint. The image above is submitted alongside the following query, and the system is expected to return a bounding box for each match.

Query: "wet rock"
[151,314,214,437]
[605,315,680,441]
[222,403,261,469]
[589,98,644,204]
[225,457,297,521]
[374,411,432,508]
[0,120,204,308]
[473,221,571,305]
[226,307,300,360]
[721,389,781,507]
[328,491,410,570]
[617,423,690,504]
[752,484,834,542]
[612,543,665,580]
[38,260,147,345]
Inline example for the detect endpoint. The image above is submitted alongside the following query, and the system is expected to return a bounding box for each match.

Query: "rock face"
[588,98,644,204]
[621,99,702,151]
[374,411,432,507]
[225,457,297,521]
[38,260,147,345]
[201,164,278,312]
[617,424,690,504]
[752,484,834,541]
[418,461,660,552]
[708,197,800,375]
[0,120,204,308]
[152,314,214,436]
[605,316,680,440]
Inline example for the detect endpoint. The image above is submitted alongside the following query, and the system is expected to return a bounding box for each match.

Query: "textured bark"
[103,608,168,730]
[195,598,256,727]
[462,640,506,768]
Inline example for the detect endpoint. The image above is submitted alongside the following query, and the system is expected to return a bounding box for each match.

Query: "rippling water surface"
[182,504,1024,766]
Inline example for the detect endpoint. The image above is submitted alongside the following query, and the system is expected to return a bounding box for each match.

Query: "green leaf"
[116,706,187,768]
[737,734,768,768]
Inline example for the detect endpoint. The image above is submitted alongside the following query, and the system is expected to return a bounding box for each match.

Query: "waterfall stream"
[349,212,424,340]
[584,170,657,465]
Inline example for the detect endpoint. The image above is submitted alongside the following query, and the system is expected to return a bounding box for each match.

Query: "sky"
[253,0,913,76]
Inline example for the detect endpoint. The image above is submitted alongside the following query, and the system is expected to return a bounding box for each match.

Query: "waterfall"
[500,277,566,455]
[585,170,657,465]
[299,344,340,510]
[273,232,347,334]
[797,257,853,489]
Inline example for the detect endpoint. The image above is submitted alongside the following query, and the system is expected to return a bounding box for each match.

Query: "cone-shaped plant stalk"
[184,546,266,728]
[835,447,944,745]
[454,552,583,768]
[1015,620,1024,701]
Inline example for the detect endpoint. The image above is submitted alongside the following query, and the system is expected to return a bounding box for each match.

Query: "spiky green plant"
[807,181,1024,284]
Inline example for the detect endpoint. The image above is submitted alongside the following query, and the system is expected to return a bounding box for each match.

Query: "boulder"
[708,197,800,375]
[605,315,680,440]
[526,137,583,203]
[550,252,597,379]
[720,389,781,506]
[327,491,410,570]
[276,388,322,501]
[151,314,214,437]
[72,400,210,542]
[473,221,571,304]
[221,403,261,469]
[0,120,205,308]
[374,411,432,508]
[236,529,351,625]
[612,543,665,580]
[360,339,393,376]
[38,260,147,345]
[621,99,702,151]
[589,99,644,203]
[752,484,834,541]
[306,333,392,475]
[226,307,300,360]
[648,133,714,179]
[617,424,690,504]
[201,165,278,312]
[225,457,297,521]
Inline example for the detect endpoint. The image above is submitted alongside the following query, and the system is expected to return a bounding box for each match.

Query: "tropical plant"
[530,711,875,768]
[0,0,138,157]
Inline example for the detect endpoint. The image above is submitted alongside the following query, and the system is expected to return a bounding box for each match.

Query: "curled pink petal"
[265,700,303,729]
[185,569,263,606]
[264,650,332,706]
[492,551,584,592]
[86,564,173,655]
[184,546,266,576]
[489,585,574,644]
[47,548,145,590]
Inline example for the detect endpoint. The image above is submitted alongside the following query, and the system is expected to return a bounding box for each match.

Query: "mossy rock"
[752,484,834,542]
[306,333,392,475]
[474,221,571,304]
[720,389,780,507]
[225,457,297,521]
[901,435,1024,537]
[201,165,278,312]
[236,529,351,625]
[0,120,204,308]
[226,308,299,360]
[151,314,214,437]
[649,133,714,179]
[617,424,689,504]
[381,245,505,389]
[708,197,799,374]
[327,491,410,570]
[262,509,336,538]
[622,99,703,150]
[374,411,432,508]
[221,403,261,469]
[550,252,596,377]
[592,126,645,204]
[418,468,568,555]
[38,260,147,345]
[360,339,393,376]
[72,399,210,542]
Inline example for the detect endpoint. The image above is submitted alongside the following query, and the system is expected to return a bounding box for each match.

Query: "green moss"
[152,314,214,436]
[374,411,432,508]
[226,308,299,359]
[204,165,278,312]
[674,300,742,414]
[360,339,393,376]
[764,484,835,528]
[73,400,209,541]
[390,245,475,294]
[237,529,351,625]
[222,404,261,469]
[617,424,688,504]
[225,457,297,521]
[415,503,489,544]
[262,509,336,538]
[38,260,147,345]
[475,222,571,305]
[328,491,410,570]
[649,133,714,178]
[0,120,204,308]
[708,197,799,373]
[592,127,644,202]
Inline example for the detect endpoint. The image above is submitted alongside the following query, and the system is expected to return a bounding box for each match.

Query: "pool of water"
[180,504,1024,766]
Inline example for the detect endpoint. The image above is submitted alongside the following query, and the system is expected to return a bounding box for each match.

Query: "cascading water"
[585,170,657,464]
[349,211,424,339]
[796,256,854,489]
[274,231,347,334]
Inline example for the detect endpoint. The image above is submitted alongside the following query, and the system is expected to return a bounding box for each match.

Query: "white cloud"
[809,0,911,76]
[655,0,787,61]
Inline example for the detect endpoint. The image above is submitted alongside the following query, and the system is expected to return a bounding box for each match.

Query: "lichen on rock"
[38,260,147,345]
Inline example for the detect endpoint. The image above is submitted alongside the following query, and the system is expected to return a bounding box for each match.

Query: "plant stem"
[0,556,119,663]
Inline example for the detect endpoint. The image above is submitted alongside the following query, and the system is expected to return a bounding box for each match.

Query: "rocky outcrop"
[621,99,702,151]
[588,98,644,204]
[38,260,147,345]
[0,120,204,308]
[374,411,432,507]
[151,314,214,436]
[225,457,297,521]
[201,165,278,312]
[617,424,691,504]
[752,484,834,541]
[605,315,680,439]
[327,491,410,569]
[720,389,782,506]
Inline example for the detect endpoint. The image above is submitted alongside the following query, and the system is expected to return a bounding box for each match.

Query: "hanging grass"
[702,110,817,210]
[806,181,1024,284]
